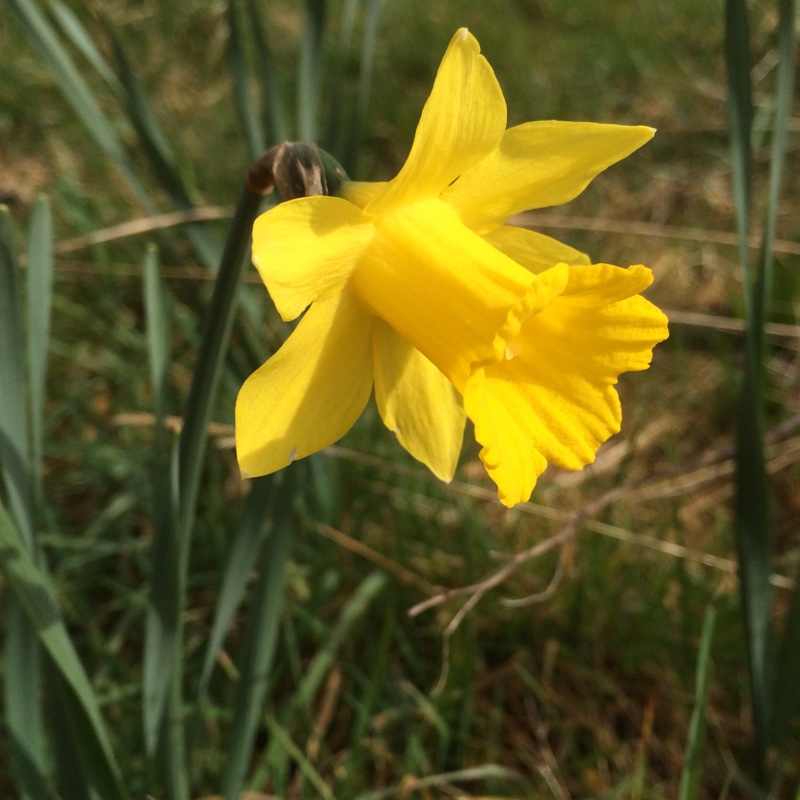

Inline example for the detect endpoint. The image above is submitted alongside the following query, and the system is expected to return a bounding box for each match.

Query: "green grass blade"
[725,0,773,773]
[42,675,86,800]
[176,179,263,553]
[25,195,54,494]
[107,28,181,187]
[43,656,109,800]
[48,0,121,91]
[724,0,753,294]
[141,244,178,760]
[773,576,800,754]
[679,603,717,800]
[104,24,266,361]
[0,207,33,544]
[755,0,796,325]
[143,244,170,412]
[164,652,190,800]
[142,511,179,762]
[733,101,773,790]
[2,206,47,800]
[255,571,387,786]
[292,570,386,712]
[176,180,262,558]
[323,0,361,156]
[246,0,289,143]
[222,470,296,800]
[766,0,798,755]
[0,500,127,799]
[263,714,335,800]
[226,0,266,160]
[197,473,275,698]
[342,0,384,172]
[297,0,326,142]
[352,765,520,800]
[105,28,221,270]
[6,602,50,800]
[744,0,796,380]
[150,179,263,791]
[6,0,156,213]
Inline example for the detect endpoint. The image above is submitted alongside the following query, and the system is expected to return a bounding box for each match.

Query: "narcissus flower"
[236,27,669,507]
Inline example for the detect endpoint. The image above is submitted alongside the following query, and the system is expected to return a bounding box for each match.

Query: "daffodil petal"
[373,321,466,481]
[235,290,375,477]
[483,224,590,274]
[464,263,669,507]
[352,198,569,389]
[252,196,374,321]
[366,28,506,214]
[443,121,655,233]
[341,181,387,209]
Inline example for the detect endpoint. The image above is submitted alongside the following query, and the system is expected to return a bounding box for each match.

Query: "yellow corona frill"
[235,28,669,507]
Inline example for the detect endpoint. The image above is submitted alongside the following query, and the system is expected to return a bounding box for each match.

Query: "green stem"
[167,168,269,793]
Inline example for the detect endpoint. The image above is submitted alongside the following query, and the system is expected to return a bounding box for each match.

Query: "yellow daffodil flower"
[236,27,669,507]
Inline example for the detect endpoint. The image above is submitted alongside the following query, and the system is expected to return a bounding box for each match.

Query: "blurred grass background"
[1,0,799,798]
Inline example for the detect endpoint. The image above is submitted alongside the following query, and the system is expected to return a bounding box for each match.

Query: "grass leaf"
[245,0,289,143]
[0,207,32,543]
[106,27,221,270]
[6,603,51,800]
[323,0,362,157]
[2,204,48,800]
[773,576,800,757]
[25,195,54,493]
[725,0,773,772]
[161,179,263,790]
[48,0,121,91]
[0,500,127,800]
[196,473,275,700]
[343,0,384,172]
[253,571,387,789]
[732,114,773,787]
[292,570,387,713]
[679,602,716,800]
[143,244,170,412]
[352,765,520,800]
[226,0,266,160]
[756,0,796,316]
[176,181,261,560]
[222,470,296,800]
[297,0,326,142]
[7,0,156,212]
[724,0,753,289]
[141,244,178,760]
[264,713,336,800]
[766,0,798,755]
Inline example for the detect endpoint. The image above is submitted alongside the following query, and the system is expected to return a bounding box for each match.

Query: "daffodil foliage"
[236,28,669,507]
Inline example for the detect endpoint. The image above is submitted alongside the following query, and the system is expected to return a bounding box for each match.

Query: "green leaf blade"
[25,195,54,489]
[0,501,127,799]
[221,471,296,800]
[226,0,266,160]
[7,0,155,212]
[679,603,717,800]
[0,207,33,545]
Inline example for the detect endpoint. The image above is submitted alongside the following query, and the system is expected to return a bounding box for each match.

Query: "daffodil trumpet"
[236,28,669,507]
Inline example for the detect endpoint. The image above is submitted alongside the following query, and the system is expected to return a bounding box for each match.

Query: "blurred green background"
[1,0,798,798]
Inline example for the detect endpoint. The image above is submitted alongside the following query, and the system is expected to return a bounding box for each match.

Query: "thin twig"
[315,522,441,597]
[54,206,234,253]
[410,487,627,620]
[501,559,565,608]
[515,211,800,256]
[112,411,800,595]
[408,415,800,621]
[52,205,800,257]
